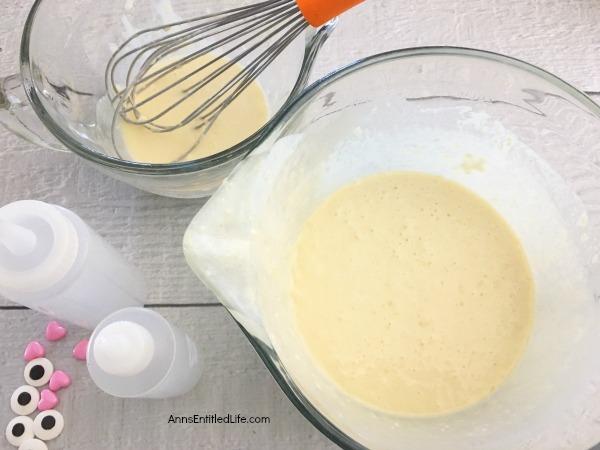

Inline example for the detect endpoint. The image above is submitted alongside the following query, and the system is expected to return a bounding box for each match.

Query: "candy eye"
[24,358,53,387]
[10,385,40,416]
[5,416,34,446]
[17,438,48,450]
[32,410,64,441]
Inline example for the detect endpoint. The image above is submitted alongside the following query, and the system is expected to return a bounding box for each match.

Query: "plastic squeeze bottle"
[87,307,203,398]
[0,200,146,328]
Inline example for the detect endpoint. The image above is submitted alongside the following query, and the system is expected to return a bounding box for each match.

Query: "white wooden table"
[1,1,599,448]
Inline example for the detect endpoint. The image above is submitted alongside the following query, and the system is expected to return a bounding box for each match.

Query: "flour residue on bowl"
[459,152,486,174]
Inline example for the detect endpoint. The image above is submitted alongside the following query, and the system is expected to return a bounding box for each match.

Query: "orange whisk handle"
[296,0,364,27]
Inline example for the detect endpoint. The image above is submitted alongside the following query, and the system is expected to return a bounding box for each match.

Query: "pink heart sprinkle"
[49,370,71,392]
[72,339,89,361]
[38,389,59,411]
[45,321,67,341]
[24,341,46,362]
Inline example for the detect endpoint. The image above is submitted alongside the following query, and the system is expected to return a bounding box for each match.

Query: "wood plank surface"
[0,308,337,449]
[315,0,600,92]
[1,0,600,449]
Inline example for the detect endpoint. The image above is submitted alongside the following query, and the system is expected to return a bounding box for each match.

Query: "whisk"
[105,0,364,155]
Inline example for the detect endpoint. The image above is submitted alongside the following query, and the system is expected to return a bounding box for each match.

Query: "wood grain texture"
[1,0,600,449]
[1,0,599,90]
[0,308,337,450]
[0,129,216,307]
[308,0,600,91]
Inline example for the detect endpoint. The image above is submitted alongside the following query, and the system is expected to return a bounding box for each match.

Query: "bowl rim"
[255,45,600,153]
[218,46,600,449]
[19,0,328,175]
[20,0,600,176]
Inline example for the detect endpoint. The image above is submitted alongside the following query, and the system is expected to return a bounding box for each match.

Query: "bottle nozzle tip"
[0,219,38,257]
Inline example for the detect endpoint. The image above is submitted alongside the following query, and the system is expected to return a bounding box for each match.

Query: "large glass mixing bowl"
[184,47,600,449]
[0,0,336,197]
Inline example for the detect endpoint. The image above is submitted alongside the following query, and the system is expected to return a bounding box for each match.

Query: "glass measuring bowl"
[184,48,600,449]
[0,0,336,198]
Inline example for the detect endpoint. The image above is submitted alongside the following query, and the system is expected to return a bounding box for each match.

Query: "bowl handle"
[0,74,65,151]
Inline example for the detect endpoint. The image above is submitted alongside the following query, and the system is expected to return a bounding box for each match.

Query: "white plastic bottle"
[0,200,146,328]
[87,307,203,398]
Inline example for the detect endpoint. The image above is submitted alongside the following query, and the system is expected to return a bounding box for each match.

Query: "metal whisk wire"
[106,0,307,134]
[105,0,363,162]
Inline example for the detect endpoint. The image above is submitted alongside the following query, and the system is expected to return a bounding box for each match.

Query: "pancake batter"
[118,55,269,163]
[291,172,535,416]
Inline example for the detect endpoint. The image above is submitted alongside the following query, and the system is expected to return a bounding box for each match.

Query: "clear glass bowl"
[0,0,335,197]
[185,47,600,449]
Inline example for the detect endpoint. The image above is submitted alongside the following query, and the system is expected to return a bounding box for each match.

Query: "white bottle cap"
[0,200,78,293]
[93,320,155,377]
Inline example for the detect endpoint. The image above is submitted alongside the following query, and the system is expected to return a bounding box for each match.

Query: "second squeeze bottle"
[87,307,203,398]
